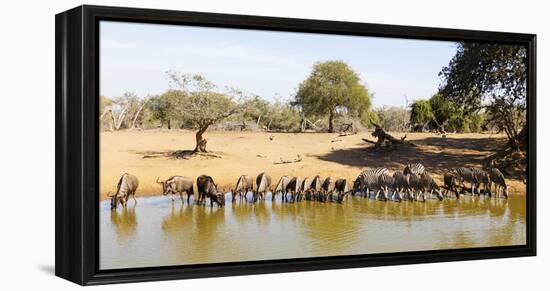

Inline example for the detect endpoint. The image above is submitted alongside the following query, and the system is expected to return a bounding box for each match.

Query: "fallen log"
[363,124,415,149]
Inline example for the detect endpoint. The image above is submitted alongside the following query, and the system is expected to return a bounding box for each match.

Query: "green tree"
[294,60,372,133]
[409,99,434,131]
[148,91,180,129]
[439,43,527,149]
[166,71,250,152]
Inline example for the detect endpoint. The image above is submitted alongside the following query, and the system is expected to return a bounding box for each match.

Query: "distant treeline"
[101,42,527,153]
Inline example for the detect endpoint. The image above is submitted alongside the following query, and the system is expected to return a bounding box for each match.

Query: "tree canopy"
[294,60,372,132]
[166,71,250,152]
[439,42,527,147]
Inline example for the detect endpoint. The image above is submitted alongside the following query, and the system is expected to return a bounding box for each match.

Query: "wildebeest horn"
[106,192,114,197]
[156,177,162,184]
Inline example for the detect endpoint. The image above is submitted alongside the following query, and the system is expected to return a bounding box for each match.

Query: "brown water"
[99,194,526,270]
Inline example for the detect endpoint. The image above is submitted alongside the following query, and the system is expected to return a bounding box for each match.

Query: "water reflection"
[100,194,526,270]
[109,206,137,240]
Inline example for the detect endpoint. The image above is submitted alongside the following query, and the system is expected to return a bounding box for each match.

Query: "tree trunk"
[131,103,145,129]
[328,111,335,133]
[167,119,171,130]
[193,125,209,153]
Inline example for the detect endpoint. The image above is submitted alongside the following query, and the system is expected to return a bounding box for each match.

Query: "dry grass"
[99,129,526,200]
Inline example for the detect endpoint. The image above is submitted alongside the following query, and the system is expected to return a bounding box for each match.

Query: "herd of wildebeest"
[107,163,511,210]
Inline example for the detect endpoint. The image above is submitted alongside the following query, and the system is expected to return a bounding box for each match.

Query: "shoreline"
[100,130,526,200]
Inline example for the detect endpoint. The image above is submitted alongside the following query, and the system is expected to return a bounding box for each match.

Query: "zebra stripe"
[355,167,389,198]
[403,163,425,176]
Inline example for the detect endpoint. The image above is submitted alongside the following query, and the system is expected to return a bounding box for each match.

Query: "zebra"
[443,171,460,199]
[455,167,477,195]
[419,172,443,201]
[403,163,425,176]
[375,173,395,201]
[392,171,410,201]
[490,168,509,199]
[354,167,389,198]
[472,168,491,196]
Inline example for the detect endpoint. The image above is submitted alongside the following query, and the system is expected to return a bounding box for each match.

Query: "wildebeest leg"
[132,192,138,205]
[187,193,191,204]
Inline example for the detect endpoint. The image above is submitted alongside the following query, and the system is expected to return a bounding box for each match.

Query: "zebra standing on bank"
[403,163,425,176]
[472,168,491,195]
[353,167,389,198]
[455,167,477,195]
[490,168,509,199]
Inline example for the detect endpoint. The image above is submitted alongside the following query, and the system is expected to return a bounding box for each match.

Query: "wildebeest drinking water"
[196,175,225,207]
[490,168,509,199]
[285,176,302,202]
[254,172,272,202]
[320,176,335,202]
[109,173,139,210]
[273,175,290,201]
[156,176,194,203]
[232,175,254,201]
[333,178,351,203]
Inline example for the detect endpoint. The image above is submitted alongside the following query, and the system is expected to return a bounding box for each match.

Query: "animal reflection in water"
[110,207,137,238]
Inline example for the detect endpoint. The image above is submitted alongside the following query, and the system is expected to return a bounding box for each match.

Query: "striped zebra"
[354,167,389,198]
[403,163,425,176]
[490,168,509,199]
[455,167,477,195]
[472,168,491,195]
[375,173,395,201]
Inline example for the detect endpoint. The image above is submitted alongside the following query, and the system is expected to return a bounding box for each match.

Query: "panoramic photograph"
[98,21,527,270]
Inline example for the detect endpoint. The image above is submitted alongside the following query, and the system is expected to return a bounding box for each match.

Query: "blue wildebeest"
[196,175,225,207]
[285,176,302,202]
[490,168,509,199]
[156,176,194,203]
[254,172,272,202]
[320,176,335,202]
[232,175,254,201]
[273,175,290,201]
[109,173,139,210]
[334,178,351,203]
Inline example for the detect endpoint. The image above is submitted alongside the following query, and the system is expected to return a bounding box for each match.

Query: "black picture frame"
[55,5,537,286]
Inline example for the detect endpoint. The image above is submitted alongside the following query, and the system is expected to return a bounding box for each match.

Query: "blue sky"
[100,21,457,107]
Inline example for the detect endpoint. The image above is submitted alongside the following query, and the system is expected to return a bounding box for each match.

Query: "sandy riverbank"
[99,129,526,200]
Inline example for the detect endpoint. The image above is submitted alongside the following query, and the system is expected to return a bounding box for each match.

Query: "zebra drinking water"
[353,167,389,198]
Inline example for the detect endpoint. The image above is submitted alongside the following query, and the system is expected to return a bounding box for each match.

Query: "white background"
[0,0,547,289]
